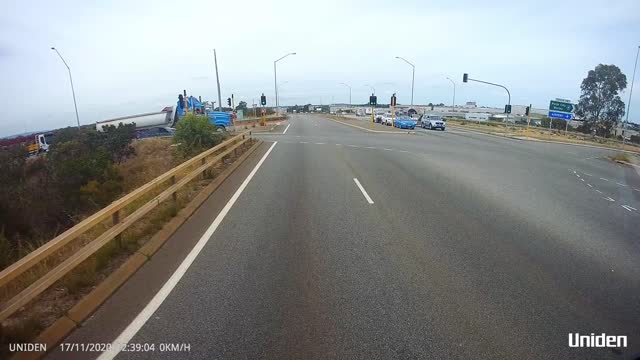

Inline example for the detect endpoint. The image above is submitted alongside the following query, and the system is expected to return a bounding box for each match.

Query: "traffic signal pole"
[463,74,511,131]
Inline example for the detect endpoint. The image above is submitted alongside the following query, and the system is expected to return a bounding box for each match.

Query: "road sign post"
[548,99,573,134]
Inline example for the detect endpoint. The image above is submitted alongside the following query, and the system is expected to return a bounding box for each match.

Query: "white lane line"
[383,148,394,151]
[603,197,615,202]
[347,144,359,148]
[353,178,374,204]
[635,188,640,192]
[621,205,637,212]
[576,174,581,178]
[399,150,409,153]
[580,178,585,182]
[335,143,342,146]
[615,182,628,187]
[595,190,603,194]
[583,173,593,177]
[587,184,593,187]
[600,178,609,181]
[300,141,308,144]
[97,142,279,360]
[572,170,577,174]
[282,124,291,134]
[315,142,326,145]
[365,146,377,149]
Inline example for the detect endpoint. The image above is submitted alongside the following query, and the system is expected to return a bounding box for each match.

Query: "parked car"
[381,114,394,126]
[394,116,416,130]
[420,115,446,130]
[375,113,384,123]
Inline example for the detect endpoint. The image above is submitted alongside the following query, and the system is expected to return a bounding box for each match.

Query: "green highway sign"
[549,100,573,113]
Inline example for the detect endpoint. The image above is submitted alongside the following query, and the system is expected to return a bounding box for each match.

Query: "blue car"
[393,116,415,130]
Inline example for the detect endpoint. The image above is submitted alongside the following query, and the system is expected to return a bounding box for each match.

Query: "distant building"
[464,101,477,108]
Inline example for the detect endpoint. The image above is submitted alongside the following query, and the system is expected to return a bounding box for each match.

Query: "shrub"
[173,113,225,159]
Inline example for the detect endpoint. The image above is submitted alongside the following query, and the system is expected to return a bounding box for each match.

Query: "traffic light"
[525,106,530,116]
[260,93,266,106]
[227,98,231,106]
[504,104,512,114]
[391,93,397,107]
[369,94,377,106]
[463,73,468,83]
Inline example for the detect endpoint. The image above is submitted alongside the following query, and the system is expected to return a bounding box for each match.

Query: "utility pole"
[623,45,639,148]
[446,77,456,113]
[214,49,222,111]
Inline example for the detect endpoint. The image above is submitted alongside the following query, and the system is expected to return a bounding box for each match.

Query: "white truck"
[96,107,177,132]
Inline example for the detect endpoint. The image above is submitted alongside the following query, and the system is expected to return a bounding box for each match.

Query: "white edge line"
[282,123,291,134]
[353,178,374,204]
[615,182,627,187]
[595,189,603,194]
[97,141,278,360]
[621,205,633,212]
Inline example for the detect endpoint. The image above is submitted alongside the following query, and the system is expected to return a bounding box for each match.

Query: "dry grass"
[0,139,254,348]
[609,153,632,163]
[118,138,175,192]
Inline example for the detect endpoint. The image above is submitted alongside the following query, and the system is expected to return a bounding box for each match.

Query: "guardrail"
[0,131,253,322]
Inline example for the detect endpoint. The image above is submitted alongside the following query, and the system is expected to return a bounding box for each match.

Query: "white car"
[381,114,394,126]
[420,115,446,130]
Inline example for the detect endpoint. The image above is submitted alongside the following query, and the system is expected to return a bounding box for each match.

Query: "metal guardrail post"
[112,211,121,248]
[170,176,177,203]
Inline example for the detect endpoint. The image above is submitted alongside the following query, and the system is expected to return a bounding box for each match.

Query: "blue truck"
[177,96,233,132]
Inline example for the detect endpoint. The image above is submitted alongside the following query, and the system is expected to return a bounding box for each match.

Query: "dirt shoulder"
[448,120,640,154]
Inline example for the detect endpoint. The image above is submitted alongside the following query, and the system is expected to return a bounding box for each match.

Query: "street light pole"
[274,52,296,114]
[623,45,639,148]
[339,82,352,106]
[463,74,511,128]
[395,56,415,106]
[446,77,456,113]
[51,47,80,128]
[213,49,223,112]
[365,84,376,94]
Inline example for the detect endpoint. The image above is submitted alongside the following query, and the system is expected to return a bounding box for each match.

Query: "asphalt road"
[48,114,639,360]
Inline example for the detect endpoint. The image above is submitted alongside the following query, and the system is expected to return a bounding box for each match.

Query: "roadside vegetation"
[608,153,632,163]
[0,124,137,270]
[0,114,234,351]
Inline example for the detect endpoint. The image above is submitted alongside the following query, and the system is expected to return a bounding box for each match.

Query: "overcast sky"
[1,0,639,136]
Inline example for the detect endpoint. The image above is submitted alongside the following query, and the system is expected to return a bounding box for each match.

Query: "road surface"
[49,114,640,360]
